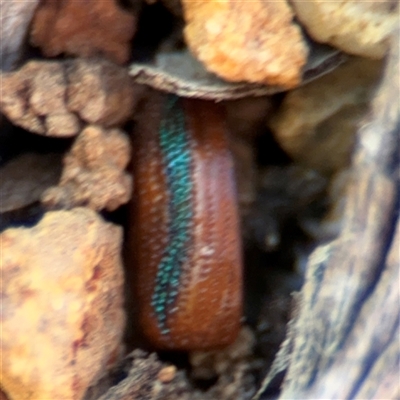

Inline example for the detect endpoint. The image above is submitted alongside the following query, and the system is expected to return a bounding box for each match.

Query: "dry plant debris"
[189,327,256,399]
[291,0,399,59]
[300,168,351,242]
[1,208,125,400]
[181,0,309,89]
[30,0,136,64]
[96,351,192,400]
[268,57,384,174]
[42,126,132,212]
[98,335,256,400]
[129,45,343,101]
[0,152,62,213]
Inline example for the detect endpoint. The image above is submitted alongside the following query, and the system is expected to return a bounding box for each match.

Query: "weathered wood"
[257,29,399,399]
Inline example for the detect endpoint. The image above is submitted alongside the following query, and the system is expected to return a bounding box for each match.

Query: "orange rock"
[1,208,125,400]
[30,0,136,64]
[182,0,308,89]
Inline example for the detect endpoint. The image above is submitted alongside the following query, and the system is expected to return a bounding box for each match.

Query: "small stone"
[157,366,177,383]
[42,125,132,211]
[1,208,125,400]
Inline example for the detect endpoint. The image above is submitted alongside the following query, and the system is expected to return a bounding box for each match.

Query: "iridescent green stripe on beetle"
[151,95,194,334]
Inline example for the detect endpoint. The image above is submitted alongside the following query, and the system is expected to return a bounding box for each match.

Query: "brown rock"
[30,0,136,64]
[182,0,308,89]
[67,58,137,127]
[291,0,399,59]
[0,208,125,400]
[268,57,384,174]
[0,59,136,136]
[0,61,79,136]
[42,125,132,211]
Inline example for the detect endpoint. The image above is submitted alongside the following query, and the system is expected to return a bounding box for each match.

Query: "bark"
[257,29,400,399]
